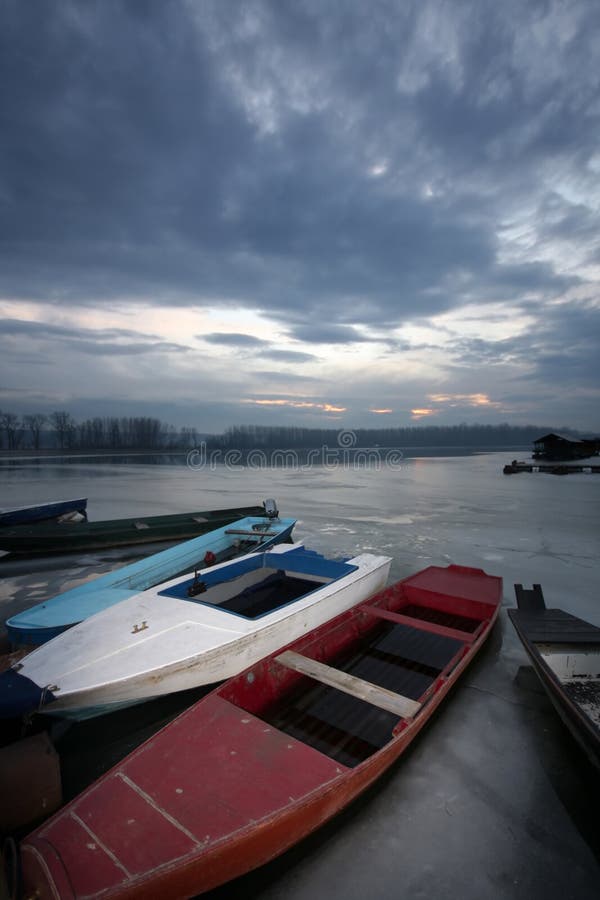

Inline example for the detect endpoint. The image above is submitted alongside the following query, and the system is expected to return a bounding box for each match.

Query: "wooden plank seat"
[275,650,422,719]
[363,605,480,643]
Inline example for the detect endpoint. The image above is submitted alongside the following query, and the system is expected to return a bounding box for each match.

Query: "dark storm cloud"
[486,262,576,294]
[538,193,600,250]
[0,317,189,355]
[201,333,268,347]
[253,369,319,381]
[1,0,599,429]
[199,333,317,360]
[2,0,595,324]
[0,319,157,341]
[447,302,600,387]
[526,304,600,385]
[285,324,369,344]
[256,349,317,363]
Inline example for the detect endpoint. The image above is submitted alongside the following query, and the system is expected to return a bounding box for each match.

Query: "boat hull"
[20,727,444,900]
[6,516,296,646]
[508,606,600,770]
[18,564,502,899]
[1,546,392,721]
[35,554,391,720]
[0,498,87,528]
[0,505,266,554]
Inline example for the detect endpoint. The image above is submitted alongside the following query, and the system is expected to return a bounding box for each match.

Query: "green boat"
[0,503,270,555]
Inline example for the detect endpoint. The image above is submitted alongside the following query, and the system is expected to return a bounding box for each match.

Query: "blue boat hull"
[0,498,87,527]
[6,516,295,646]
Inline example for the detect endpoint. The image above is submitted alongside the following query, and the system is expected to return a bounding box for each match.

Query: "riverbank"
[0,448,190,460]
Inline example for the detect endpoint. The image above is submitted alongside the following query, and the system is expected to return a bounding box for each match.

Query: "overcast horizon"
[1,1,599,433]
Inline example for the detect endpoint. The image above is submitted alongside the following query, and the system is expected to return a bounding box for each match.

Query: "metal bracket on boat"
[187,570,207,597]
[131,621,148,634]
[37,684,59,713]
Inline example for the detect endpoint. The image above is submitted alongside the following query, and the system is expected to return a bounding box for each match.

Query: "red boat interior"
[218,565,500,766]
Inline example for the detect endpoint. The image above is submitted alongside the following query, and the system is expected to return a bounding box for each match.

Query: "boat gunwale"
[0,498,88,533]
[0,505,270,554]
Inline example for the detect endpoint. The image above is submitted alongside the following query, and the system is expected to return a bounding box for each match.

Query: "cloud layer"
[1,0,599,430]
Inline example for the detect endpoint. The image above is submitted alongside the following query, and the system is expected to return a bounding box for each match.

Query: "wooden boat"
[5,514,296,646]
[0,497,87,528]
[508,584,600,770]
[0,502,268,554]
[17,563,501,899]
[0,544,392,720]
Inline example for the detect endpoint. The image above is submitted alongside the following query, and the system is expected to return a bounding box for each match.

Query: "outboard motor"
[263,498,279,519]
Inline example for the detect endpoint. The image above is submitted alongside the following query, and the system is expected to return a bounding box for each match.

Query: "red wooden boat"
[18,563,502,899]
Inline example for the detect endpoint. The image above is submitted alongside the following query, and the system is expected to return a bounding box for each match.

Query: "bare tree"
[180,427,198,448]
[23,413,47,450]
[0,411,22,450]
[50,410,75,450]
[108,418,121,449]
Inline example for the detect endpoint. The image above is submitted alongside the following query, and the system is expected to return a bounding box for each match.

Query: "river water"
[1,450,598,626]
[0,450,599,899]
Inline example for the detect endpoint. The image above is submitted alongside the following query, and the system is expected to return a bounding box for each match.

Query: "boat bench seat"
[276,650,422,719]
[364,606,479,642]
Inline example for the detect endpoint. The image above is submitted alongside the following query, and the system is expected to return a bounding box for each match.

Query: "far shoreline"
[0,445,533,462]
[0,448,190,460]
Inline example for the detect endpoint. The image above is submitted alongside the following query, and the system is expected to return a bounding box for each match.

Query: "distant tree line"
[0,410,201,451]
[0,411,589,453]
[205,423,582,450]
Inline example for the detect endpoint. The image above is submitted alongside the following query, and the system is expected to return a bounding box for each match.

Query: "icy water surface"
[1,450,598,626]
[0,450,599,900]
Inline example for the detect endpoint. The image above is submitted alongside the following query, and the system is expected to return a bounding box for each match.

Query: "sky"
[1,0,599,433]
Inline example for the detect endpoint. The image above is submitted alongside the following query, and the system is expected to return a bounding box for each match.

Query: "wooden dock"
[503,460,600,475]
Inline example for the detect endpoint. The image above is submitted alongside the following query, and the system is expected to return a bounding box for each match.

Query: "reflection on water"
[0,444,517,471]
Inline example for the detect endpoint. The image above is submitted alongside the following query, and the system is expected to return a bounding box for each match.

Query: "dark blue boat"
[0,498,87,528]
